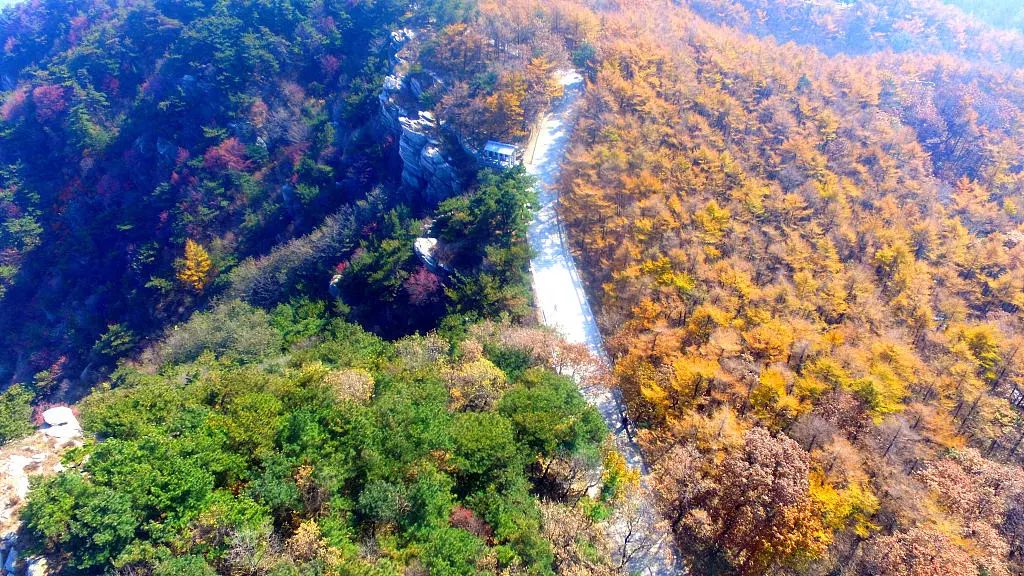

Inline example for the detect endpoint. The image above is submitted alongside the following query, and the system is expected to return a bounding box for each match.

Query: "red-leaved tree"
[405,266,442,306]
[203,137,252,172]
[32,84,67,122]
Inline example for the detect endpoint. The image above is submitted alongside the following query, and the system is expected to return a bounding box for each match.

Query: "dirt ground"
[0,431,80,539]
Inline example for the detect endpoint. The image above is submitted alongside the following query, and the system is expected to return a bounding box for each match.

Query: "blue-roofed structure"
[483,140,522,168]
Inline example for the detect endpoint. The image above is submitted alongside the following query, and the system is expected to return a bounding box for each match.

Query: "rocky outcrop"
[397,113,460,204]
[414,237,451,275]
[40,406,81,441]
[378,30,461,205]
[0,407,82,576]
[0,539,47,576]
[3,543,17,574]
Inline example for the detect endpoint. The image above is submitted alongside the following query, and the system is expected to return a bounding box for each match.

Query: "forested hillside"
[0,0,570,398]
[0,1,645,574]
[7,0,1024,574]
[0,0,407,386]
[550,0,1024,574]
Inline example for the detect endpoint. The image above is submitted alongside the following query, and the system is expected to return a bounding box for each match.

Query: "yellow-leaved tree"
[177,239,212,291]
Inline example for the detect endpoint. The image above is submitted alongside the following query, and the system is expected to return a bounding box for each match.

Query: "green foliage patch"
[24,313,606,575]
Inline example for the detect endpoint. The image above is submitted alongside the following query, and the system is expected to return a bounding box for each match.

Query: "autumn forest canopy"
[5,0,1024,574]
[560,0,1024,574]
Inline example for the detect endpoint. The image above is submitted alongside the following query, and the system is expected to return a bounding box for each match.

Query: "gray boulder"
[5,547,17,573]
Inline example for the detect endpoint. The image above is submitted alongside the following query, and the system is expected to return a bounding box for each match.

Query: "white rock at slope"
[382,74,403,92]
[40,406,81,441]
[413,237,441,272]
[391,27,414,44]
[0,432,80,572]
[1,533,15,552]
[41,407,73,427]
[328,274,342,298]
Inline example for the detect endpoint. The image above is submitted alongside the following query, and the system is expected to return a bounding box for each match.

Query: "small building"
[482,140,522,169]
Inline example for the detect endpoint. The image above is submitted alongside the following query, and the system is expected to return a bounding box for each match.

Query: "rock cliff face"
[397,112,460,203]
[378,31,461,205]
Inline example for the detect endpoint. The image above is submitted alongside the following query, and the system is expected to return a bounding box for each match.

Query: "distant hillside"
[944,0,1024,31]
[687,0,1024,65]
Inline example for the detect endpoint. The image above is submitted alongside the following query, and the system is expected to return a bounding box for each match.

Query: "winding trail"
[526,71,685,576]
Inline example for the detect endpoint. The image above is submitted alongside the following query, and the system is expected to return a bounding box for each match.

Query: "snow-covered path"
[526,72,684,576]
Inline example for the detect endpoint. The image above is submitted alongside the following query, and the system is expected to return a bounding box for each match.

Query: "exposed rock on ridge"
[377,30,461,205]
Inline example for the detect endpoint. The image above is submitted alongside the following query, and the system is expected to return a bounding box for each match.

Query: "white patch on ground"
[40,407,82,441]
[5,456,30,503]
[0,405,83,575]
[527,71,686,575]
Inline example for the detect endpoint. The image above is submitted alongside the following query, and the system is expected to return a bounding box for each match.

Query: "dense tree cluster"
[21,301,628,575]
[520,0,1024,573]
[420,3,572,147]
[381,0,600,150]
[329,167,538,336]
